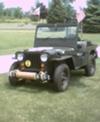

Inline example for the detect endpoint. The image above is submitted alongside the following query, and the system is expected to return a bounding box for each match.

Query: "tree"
[4,8,15,18]
[14,7,23,18]
[83,0,100,33]
[40,3,47,19]
[88,0,100,5]
[0,2,4,16]
[62,0,75,19]
[47,0,67,23]
[3,7,23,19]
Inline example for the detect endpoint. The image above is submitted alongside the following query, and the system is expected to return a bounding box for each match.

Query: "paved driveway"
[0,47,100,74]
[97,46,100,57]
[0,55,15,74]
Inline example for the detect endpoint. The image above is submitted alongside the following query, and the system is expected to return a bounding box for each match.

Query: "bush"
[30,15,39,22]
[83,24,100,33]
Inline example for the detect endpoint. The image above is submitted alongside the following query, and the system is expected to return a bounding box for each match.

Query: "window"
[37,26,77,39]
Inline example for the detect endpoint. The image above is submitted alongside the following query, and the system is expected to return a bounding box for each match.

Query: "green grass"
[0,18,43,24]
[0,31,100,121]
[0,30,34,55]
[0,59,100,122]
[0,30,100,55]
[0,18,32,24]
[82,33,100,45]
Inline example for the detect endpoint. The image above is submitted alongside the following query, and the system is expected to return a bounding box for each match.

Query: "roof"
[37,21,78,28]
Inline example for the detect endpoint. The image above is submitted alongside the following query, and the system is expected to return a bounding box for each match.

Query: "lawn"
[82,33,100,45]
[0,30,34,55]
[0,30,100,122]
[0,59,100,122]
[0,30,100,55]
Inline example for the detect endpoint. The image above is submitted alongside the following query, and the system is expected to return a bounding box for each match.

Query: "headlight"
[17,53,24,61]
[40,53,48,62]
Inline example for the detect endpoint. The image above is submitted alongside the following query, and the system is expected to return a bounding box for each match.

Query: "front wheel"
[9,62,24,86]
[84,58,96,76]
[54,64,70,92]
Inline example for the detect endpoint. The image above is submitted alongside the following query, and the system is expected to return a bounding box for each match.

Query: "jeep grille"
[24,53,41,71]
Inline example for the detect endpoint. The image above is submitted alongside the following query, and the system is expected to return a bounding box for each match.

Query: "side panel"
[72,52,88,69]
[51,56,75,70]
[72,45,97,69]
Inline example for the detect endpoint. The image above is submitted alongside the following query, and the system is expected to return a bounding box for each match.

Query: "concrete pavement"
[0,55,15,74]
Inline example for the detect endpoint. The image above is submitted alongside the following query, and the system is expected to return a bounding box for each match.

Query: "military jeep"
[9,22,97,91]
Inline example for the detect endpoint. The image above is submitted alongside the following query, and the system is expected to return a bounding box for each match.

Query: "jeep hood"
[27,47,75,55]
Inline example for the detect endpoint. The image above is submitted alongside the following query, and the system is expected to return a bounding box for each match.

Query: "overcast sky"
[0,0,50,12]
[0,0,88,12]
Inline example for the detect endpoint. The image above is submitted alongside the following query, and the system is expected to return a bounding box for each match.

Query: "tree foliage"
[14,7,23,18]
[89,0,100,5]
[83,0,100,33]
[62,0,74,19]
[0,2,23,19]
[0,2,4,16]
[47,0,67,23]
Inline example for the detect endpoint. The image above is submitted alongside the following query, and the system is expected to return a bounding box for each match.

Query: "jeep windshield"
[36,26,77,39]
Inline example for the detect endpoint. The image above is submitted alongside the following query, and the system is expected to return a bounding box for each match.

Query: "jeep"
[9,22,97,91]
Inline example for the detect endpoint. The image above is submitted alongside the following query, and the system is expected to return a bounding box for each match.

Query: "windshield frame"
[35,23,78,40]
[36,26,77,39]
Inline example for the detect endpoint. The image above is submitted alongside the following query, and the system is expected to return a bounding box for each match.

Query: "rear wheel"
[54,64,70,92]
[85,58,96,76]
[9,62,24,86]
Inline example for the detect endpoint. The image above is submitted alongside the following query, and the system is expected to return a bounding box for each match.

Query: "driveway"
[0,55,15,74]
[0,47,100,74]
[0,23,36,30]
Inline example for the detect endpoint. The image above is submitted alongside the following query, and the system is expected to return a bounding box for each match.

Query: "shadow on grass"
[5,70,88,93]
[70,70,87,88]
[6,80,56,93]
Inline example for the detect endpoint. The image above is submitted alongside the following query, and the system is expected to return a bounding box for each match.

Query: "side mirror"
[77,41,82,49]
[77,44,82,49]
[77,41,87,50]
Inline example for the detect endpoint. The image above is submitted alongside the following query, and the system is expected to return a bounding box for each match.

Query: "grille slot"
[24,53,41,71]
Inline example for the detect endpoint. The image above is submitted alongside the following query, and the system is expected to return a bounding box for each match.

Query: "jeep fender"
[51,56,75,70]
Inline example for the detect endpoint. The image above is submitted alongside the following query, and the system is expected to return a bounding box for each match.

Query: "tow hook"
[39,71,50,82]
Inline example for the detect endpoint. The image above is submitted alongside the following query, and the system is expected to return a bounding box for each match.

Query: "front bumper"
[9,70,50,81]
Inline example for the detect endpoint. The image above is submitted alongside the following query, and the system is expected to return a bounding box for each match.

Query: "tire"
[9,62,24,86]
[54,64,70,92]
[85,58,96,76]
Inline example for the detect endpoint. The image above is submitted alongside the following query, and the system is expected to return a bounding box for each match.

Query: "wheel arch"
[90,50,97,59]
[51,56,75,70]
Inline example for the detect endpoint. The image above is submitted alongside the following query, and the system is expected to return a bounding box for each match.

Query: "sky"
[0,0,50,12]
[0,0,87,12]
